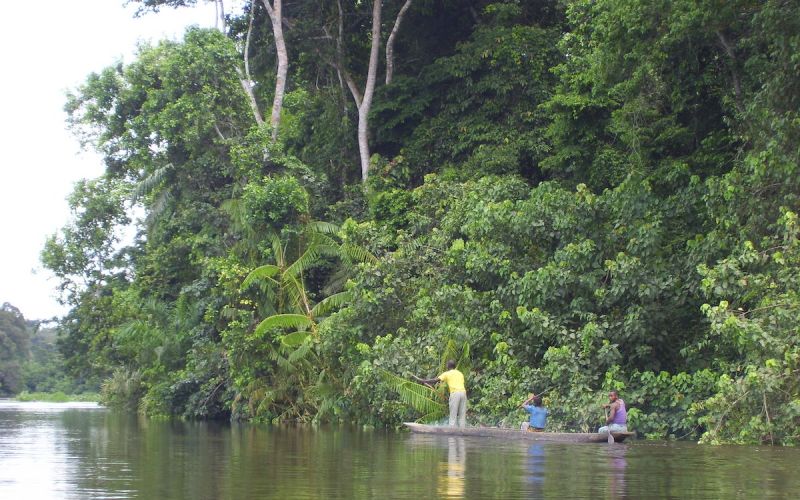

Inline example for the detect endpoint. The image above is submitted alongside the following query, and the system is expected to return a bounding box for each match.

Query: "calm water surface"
[1,400,798,499]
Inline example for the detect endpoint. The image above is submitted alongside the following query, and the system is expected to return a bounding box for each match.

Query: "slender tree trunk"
[242,1,264,125]
[336,0,411,181]
[262,0,289,141]
[385,0,413,85]
[358,0,382,182]
[217,0,264,126]
[716,30,744,114]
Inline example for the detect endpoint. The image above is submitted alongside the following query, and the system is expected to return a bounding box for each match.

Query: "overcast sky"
[0,1,228,320]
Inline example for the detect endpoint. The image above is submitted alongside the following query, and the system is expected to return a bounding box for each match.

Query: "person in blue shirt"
[520,393,549,432]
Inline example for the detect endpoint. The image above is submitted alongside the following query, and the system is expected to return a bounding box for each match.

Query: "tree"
[41,178,131,307]
[229,220,374,420]
[130,0,292,137]
[0,303,31,395]
[241,222,360,345]
[330,0,421,182]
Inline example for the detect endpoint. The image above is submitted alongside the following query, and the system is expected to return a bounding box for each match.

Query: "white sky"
[0,0,226,320]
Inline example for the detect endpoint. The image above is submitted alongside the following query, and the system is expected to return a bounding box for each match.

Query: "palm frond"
[381,370,446,416]
[221,198,248,231]
[115,320,147,340]
[270,235,286,267]
[313,243,343,260]
[281,331,311,347]
[284,246,322,279]
[281,274,307,311]
[287,338,313,362]
[439,339,471,376]
[134,164,174,201]
[241,264,281,290]
[440,339,460,372]
[321,264,350,296]
[341,243,379,264]
[307,220,340,235]
[254,314,312,337]
[457,342,472,375]
[145,189,173,227]
[417,407,448,424]
[273,350,295,372]
[310,291,352,318]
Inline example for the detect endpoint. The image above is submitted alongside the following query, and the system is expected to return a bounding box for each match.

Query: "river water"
[1,401,798,499]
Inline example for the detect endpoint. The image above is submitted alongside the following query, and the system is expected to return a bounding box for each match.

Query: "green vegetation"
[39,0,800,444]
[1,303,96,399]
[15,391,100,403]
[1,303,29,395]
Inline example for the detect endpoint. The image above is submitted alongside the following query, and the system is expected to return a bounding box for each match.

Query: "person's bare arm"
[412,375,439,387]
[606,401,618,424]
[520,394,535,408]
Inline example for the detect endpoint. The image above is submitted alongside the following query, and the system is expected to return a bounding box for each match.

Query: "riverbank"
[14,391,100,403]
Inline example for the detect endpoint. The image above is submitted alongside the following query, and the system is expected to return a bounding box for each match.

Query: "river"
[1,400,798,499]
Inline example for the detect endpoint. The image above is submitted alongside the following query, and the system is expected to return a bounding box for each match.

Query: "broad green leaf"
[254,314,312,337]
[311,291,352,317]
[308,221,340,234]
[282,331,310,347]
[241,264,281,289]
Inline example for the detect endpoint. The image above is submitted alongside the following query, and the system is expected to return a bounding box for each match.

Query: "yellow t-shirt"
[438,369,466,393]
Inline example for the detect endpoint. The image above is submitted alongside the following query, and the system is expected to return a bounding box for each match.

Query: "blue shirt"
[523,405,548,429]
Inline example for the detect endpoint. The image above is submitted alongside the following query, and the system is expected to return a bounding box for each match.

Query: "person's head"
[608,390,619,402]
[533,396,542,407]
[446,359,456,370]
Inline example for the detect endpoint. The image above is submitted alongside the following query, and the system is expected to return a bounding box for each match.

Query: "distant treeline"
[0,303,86,396]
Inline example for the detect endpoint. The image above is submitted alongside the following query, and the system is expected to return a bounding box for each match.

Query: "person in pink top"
[599,390,628,433]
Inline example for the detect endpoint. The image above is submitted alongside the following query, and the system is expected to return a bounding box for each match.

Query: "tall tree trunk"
[385,0,413,85]
[262,0,289,141]
[358,0,382,182]
[217,0,264,125]
[239,0,265,125]
[336,0,410,181]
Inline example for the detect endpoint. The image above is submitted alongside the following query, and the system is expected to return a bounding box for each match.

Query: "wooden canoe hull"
[403,422,634,443]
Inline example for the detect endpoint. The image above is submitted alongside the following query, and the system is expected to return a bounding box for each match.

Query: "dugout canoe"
[404,422,634,443]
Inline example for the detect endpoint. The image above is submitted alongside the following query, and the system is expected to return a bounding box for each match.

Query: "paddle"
[522,388,551,405]
[604,408,615,444]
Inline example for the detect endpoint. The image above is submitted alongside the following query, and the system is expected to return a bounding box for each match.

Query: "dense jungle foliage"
[42,0,799,445]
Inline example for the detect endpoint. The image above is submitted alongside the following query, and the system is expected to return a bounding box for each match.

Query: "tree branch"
[386,0,414,85]
[244,0,256,81]
[214,0,264,126]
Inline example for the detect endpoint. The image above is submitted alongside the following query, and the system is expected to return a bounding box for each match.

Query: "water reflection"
[606,445,627,498]
[5,402,800,499]
[525,443,546,495]
[438,437,466,498]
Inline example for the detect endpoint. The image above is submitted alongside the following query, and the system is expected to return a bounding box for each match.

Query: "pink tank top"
[611,400,627,424]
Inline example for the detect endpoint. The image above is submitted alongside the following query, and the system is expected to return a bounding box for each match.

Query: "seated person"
[520,393,548,432]
[598,390,628,433]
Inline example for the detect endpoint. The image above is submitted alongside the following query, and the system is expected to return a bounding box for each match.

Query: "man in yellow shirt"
[415,360,467,427]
